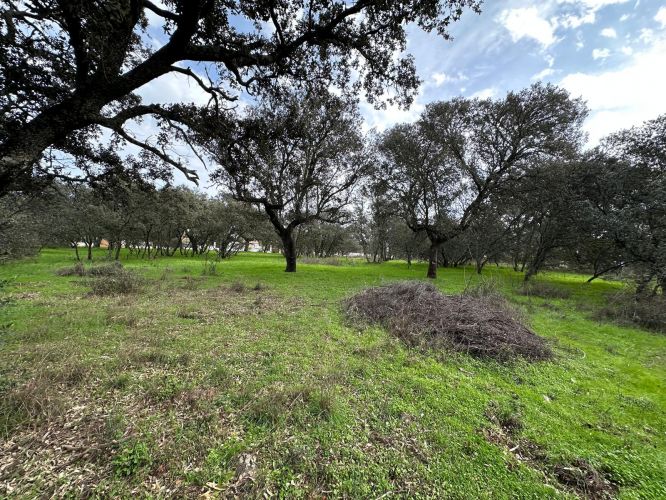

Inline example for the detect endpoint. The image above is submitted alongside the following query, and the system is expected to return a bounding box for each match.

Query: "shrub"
[518,282,571,299]
[343,281,552,361]
[55,261,86,277]
[87,268,144,296]
[88,261,124,276]
[596,292,666,332]
[230,280,246,293]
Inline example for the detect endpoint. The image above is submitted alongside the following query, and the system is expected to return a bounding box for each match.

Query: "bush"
[55,261,86,276]
[58,261,126,278]
[518,282,571,299]
[88,261,124,276]
[87,268,144,296]
[597,292,666,332]
[343,281,552,361]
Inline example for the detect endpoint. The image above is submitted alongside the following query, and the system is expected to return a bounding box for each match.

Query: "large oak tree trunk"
[281,232,297,273]
[427,241,441,279]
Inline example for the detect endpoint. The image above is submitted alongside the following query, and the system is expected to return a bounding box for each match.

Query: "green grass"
[0,249,664,498]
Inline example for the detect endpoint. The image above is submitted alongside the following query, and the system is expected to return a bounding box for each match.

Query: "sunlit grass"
[0,249,664,497]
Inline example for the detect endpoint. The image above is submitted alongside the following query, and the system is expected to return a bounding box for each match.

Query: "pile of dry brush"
[343,281,552,361]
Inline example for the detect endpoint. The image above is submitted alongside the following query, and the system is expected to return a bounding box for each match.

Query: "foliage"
[200,90,370,272]
[377,83,587,279]
[113,440,152,477]
[0,0,480,196]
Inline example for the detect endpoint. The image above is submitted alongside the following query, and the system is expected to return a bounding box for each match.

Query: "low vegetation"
[344,281,552,361]
[0,250,664,497]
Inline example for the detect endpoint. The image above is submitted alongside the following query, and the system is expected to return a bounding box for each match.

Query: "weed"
[113,440,152,477]
[106,373,131,390]
[202,259,219,276]
[209,363,231,386]
[484,400,523,435]
[144,374,186,402]
[230,280,246,293]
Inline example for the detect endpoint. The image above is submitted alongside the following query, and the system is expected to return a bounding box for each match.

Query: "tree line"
[0,1,663,296]
[2,82,665,297]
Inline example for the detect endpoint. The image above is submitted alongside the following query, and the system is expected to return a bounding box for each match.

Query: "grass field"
[0,249,665,498]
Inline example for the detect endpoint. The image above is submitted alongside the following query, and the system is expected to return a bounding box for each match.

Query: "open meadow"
[0,250,664,498]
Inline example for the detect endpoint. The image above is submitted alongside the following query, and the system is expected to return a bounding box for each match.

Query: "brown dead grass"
[343,281,552,361]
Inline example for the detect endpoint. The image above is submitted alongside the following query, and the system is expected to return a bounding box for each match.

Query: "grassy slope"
[0,249,664,498]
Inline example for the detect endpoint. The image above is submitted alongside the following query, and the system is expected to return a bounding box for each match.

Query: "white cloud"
[532,68,556,80]
[601,27,617,38]
[359,91,426,132]
[619,14,630,21]
[136,67,217,106]
[471,87,498,99]
[639,28,655,43]
[656,7,666,28]
[558,0,629,8]
[432,72,450,87]
[592,48,611,59]
[560,33,666,144]
[498,8,557,48]
[560,11,596,28]
[575,31,585,49]
[621,46,633,55]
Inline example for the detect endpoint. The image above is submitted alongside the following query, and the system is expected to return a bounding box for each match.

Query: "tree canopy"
[0,0,481,197]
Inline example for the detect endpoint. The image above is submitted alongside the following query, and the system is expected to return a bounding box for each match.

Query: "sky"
[134,0,666,188]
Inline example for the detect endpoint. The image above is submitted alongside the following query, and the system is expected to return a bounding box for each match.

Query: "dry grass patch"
[343,281,552,361]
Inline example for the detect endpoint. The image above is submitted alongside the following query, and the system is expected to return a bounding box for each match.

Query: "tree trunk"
[114,242,122,261]
[73,244,80,261]
[427,242,441,279]
[281,232,297,272]
[87,242,93,260]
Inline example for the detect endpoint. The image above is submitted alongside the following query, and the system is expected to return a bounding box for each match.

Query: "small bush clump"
[518,282,571,299]
[343,281,552,361]
[597,292,666,332]
[88,261,125,277]
[87,268,144,296]
[55,261,86,276]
